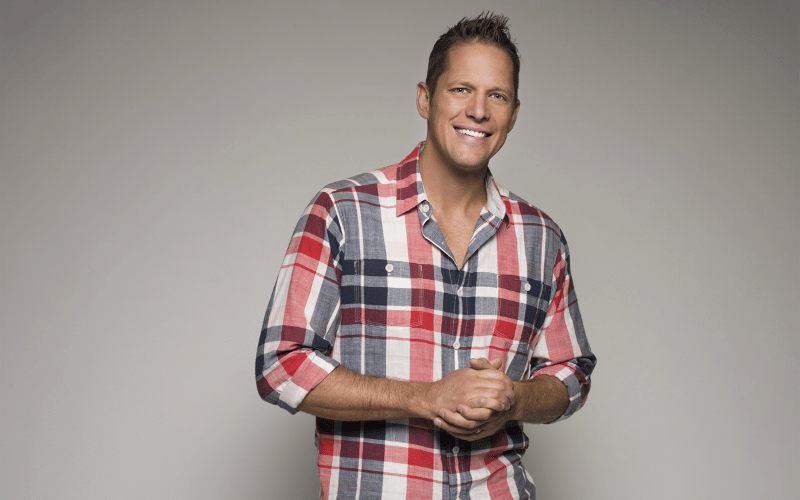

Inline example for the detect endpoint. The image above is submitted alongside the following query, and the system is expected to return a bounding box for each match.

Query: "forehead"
[440,42,514,92]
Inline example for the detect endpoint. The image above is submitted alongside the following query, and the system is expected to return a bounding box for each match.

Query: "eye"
[491,93,508,101]
[452,87,468,94]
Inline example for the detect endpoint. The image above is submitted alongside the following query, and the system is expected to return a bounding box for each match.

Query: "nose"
[466,94,489,122]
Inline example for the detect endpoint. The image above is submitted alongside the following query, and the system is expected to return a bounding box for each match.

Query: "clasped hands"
[428,357,516,441]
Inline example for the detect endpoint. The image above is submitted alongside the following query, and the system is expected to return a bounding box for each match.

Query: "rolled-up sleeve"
[530,231,596,421]
[255,191,344,414]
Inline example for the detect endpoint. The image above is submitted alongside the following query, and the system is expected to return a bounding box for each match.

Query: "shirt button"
[453,340,460,350]
[456,287,463,297]
[452,446,460,454]
[524,282,531,292]
[385,264,393,273]
[421,203,430,213]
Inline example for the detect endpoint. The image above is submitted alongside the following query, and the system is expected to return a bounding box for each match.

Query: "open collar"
[394,142,507,223]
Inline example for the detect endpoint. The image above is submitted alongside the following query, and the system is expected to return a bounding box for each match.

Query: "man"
[256,13,596,499]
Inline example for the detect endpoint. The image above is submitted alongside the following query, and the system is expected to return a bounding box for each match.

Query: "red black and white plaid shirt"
[256,143,596,499]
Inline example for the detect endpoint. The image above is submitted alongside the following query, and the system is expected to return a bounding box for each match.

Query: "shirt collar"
[394,142,507,222]
[394,143,427,217]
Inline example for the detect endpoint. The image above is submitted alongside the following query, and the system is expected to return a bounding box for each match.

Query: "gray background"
[2,1,798,499]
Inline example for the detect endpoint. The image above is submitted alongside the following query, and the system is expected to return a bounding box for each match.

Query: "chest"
[436,211,477,269]
[334,206,555,381]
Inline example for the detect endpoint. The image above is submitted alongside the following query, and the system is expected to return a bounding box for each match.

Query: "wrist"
[414,380,441,421]
[508,381,526,421]
[510,375,569,424]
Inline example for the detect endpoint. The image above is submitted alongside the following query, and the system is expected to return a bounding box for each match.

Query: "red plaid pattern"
[256,143,596,499]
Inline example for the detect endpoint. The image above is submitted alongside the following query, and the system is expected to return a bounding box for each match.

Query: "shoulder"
[317,163,398,196]
[309,143,420,208]
[496,183,565,242]
[304,163,401,219]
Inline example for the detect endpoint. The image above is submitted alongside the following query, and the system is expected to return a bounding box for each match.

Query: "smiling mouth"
[456,128,490,138]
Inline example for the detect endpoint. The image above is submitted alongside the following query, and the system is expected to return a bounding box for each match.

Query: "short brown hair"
[425,12,520,100]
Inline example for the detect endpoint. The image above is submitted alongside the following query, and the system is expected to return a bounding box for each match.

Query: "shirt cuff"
[260,349,340,415]
[532,364,589,422]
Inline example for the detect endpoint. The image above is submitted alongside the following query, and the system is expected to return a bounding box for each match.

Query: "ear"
[416,82,431,120]
[508,98,520,132]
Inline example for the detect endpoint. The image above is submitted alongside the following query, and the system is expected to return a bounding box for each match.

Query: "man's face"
[417,42,520,176]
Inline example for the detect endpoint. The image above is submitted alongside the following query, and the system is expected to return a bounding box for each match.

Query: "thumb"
[469,357,504,371]
[469,357,493,370]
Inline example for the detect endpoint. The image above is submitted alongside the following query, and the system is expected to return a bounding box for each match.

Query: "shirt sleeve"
[255,191,344,414]
[530,230,597,422]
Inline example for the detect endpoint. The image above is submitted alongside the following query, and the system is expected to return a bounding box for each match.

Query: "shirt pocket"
[493,275,547,344]
[341,259,426,328]
[472,274,546,380]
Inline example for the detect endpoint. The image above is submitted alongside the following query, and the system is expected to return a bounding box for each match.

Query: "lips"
[455,127,490,138]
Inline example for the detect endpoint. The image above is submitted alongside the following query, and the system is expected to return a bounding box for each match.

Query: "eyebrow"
[447,80,513,95]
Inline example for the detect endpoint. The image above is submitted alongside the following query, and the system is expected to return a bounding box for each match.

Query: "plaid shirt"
[256,143,596,499]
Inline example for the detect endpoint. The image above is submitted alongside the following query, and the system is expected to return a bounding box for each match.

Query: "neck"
[418,146,488,215]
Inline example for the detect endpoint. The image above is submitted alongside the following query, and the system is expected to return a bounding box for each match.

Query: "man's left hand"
[434,358,517,441]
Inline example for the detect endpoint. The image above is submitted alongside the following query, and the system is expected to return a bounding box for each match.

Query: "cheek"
[433,100,460,118]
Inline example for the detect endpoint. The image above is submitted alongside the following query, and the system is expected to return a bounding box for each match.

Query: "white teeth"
[457,128,487,138]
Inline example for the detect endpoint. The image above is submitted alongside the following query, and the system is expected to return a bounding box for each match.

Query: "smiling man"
[256,13,595,500]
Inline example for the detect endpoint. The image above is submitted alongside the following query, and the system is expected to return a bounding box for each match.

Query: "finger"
[447,430,485,441]
[437,408,483,431]
[481,371,516,403]
[489,357,504,370]
[472,378,516,410]
[447,421,504,441]
[457,405,496,421]
[434,415,480,438]
[468,368,514,390]
[465,395,508,412]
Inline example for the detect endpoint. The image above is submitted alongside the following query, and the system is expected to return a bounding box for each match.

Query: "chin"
[453,152,492,171]
[453,160,491,175]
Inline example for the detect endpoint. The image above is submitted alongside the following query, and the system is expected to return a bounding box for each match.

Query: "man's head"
[416,13,521,177]
[425,13,520,102]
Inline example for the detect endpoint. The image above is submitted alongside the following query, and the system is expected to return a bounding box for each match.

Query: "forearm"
[298,362,515,423]
[434,370,570,441]
[508,374,569,424]
[297,365,434,421]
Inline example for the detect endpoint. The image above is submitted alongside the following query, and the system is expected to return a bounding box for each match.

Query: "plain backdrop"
[2,1,798,499]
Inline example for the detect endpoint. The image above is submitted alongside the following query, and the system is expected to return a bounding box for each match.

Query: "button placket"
[452,268,468,361]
